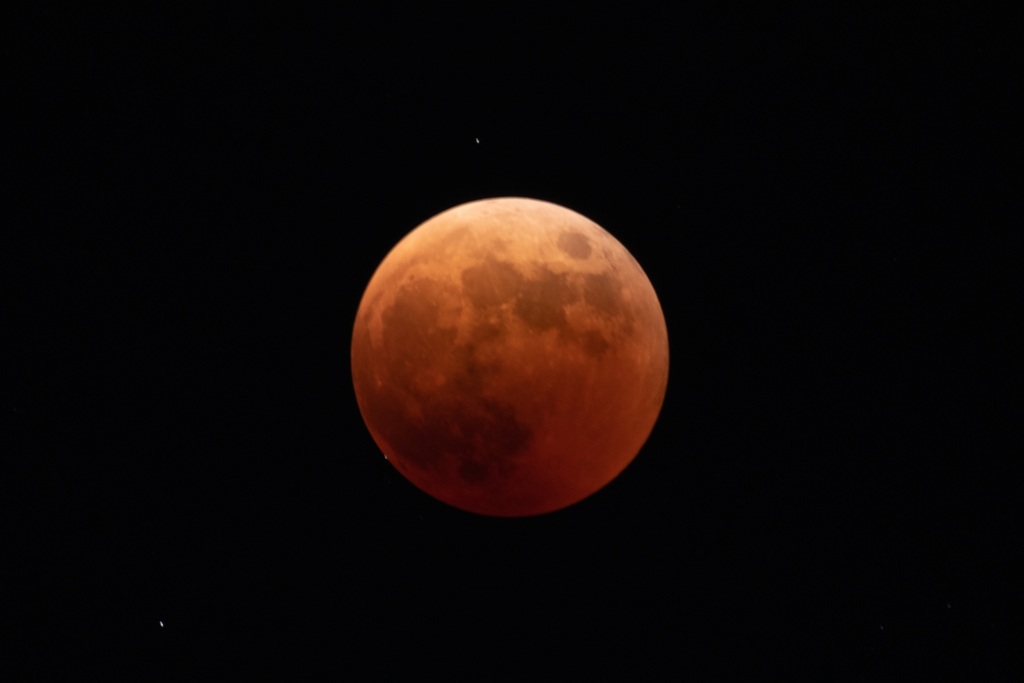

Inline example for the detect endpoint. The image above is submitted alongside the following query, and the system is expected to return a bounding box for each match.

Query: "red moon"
[351,197,668,516]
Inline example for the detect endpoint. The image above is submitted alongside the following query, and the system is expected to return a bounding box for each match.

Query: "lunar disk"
[351,197,669,516]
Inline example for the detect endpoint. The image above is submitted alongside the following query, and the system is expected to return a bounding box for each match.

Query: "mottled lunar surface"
[351,197,669,516]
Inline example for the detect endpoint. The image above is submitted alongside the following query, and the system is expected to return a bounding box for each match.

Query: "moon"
[351,197,669,516]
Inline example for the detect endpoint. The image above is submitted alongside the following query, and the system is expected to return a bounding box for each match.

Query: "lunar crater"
[513,268,576,332]
[460,259,522,309]
[557,231,593,259]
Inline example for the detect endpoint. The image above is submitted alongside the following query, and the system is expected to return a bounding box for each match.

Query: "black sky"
[7,6,1019,678]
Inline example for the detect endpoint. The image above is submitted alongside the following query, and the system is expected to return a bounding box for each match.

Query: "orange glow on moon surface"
[351,197,669,516]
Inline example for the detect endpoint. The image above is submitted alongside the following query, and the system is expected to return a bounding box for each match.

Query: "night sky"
[8,7,1017,678]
